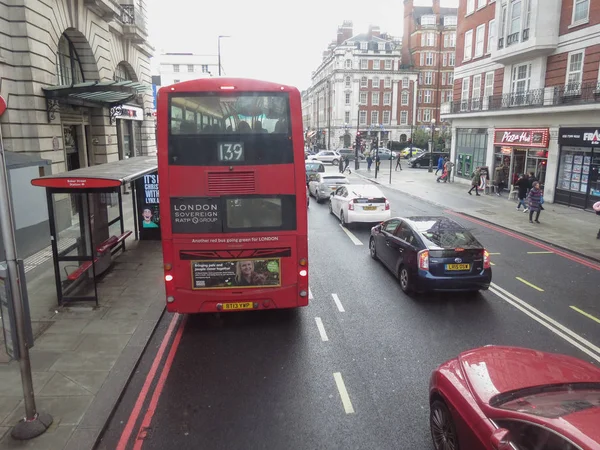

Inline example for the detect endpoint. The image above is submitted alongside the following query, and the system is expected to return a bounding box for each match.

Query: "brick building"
[442,0,600,210]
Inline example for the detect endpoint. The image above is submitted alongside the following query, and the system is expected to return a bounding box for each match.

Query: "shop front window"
[557,147,593,194]
[455,129,488,179]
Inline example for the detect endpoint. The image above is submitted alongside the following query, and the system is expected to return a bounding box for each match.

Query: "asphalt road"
[96,169,600,450]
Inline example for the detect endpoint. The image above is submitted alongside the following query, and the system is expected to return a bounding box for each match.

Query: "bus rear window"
[226,198,282,229]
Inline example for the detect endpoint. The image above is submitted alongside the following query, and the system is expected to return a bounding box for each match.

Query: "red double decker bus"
[156,78,309,313]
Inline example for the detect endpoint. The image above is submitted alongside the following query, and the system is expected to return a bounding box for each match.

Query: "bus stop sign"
[0,95,6,116]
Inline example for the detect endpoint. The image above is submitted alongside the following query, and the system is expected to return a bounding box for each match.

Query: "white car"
[329,184,391,226]
[309,150,341,165]
[309,174,349,203]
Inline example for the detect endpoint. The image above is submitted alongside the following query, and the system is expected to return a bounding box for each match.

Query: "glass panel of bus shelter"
[52,192,95,299]
[168,93,293,166]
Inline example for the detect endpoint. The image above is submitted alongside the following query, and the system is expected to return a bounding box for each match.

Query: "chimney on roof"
[369,25,381,38]
[337,20,353,45]
[402,0,414,67]
[432,0,440,15]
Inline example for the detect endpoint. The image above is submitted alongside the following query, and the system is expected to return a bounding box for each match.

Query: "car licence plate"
[363,206,377,211]
[222,302,254,311]
[445,264,470,271]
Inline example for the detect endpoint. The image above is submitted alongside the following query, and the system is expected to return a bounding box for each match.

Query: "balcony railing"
[506,32,520,46]
[442,82,600,115]
[498,37,504,49]
[116,3,147,42]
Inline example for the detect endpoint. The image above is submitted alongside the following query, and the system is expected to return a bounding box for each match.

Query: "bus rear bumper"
[166,284,308,313]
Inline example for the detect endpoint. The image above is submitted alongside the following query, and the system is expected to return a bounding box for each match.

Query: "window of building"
[361,42,368,50]
[478,0,487,8]
[448,72,454,84]
[173,64,180,72]
[402,77,409,88]
[385,59,392,70]
[344,111,351,123]
[359,110,367,124]
[113,62,129,82]
[419,72,424,84]
[384,77,391,88]
[449,33,456,47]
[467,0,475,14]
[443,53,448,66]
[424,90,432,103]
[418,90,423,103]
[361,76,368,87]
[383,92,391,105]
[173,79,180,83]
[401,91,409,105]
[475,24,485,57]
[428,33,435,46]
[417,110,422,122]
[442,73,446,85]
[400,111,408,125]
[483,71,494,109]
[371,111,379,125]
[345,59,352,69]
[345,76,351,88]
[464,29,473,61]
[421,33,427,47]
[360,59,368,69]
[510,0,522,36]
[378,43,385,51]
[472,74,482,109]
[420,53,425,66]
[187,64,194,72]
[201,65,209,73]
[512,63,531,94]
[345,93,351,105]
[572,0,589,24]
[422,15,436,25]
[360,92,367,104]
[426,52,434,66]
[444,16,457,26]
[449,53,455,66]
[566,51,584,91]
[383,110,391,124]
[461,77,470,110]
[488,20,496,53]
[56,34,85,85]
[425,71,433,85]
[373,59,380,70]
[372,92,380,105]
[373,77,380,88]
[423,109,432,122]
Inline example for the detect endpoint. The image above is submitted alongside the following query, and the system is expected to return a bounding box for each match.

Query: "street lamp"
[428,118,436,173]
[218,35,230,76]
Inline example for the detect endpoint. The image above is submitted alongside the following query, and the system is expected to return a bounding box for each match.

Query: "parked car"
[369,148,396,160]
[309,150,341,165]
[305,161,325,184]
[329,184,391,226]
[408,151,449,168]
[308,174,349,203]
[429,345,600,450]
[369,216,492,293]
[338,148,365,161]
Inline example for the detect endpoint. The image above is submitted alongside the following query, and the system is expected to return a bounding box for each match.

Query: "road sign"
[0,95,6,116]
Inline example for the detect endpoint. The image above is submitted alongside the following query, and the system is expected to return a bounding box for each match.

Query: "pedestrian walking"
[594,201,600,239]
[436,158,449,182]
[527,181,543,224]
[366,155,373,171]
[338,157,344,173]
[435,155,444,176]
[395,154,403,171]
[375,155,381,171]
[515,174,529,211]
[468,167,481,196]
[494,163,506,196]
[343,156,351,174]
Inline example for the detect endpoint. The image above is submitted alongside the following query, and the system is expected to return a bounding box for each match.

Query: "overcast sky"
[147,0,458,90]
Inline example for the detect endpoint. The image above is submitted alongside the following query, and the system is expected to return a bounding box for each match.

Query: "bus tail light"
[348,200,355,211]
[299,258,307,266]
[483,250,491,269]
[385,199,390,210]
[220,85,236,90]
[164,263,172,270]
[167,296,175,303]
[418,250,430,271]
[299,290,308,297]
[299,269,308,277]
[165,274,173,282]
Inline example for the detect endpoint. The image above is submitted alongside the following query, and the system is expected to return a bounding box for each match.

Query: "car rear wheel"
[369,238,378,260]
[415,162,421,168]
[332,159,339,166]
[398,265,412,293]
[430,399,460,450]
[340,211,347,227]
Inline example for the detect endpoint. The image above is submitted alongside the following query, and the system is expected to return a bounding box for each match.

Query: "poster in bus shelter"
[135,171,161,240]
[191,258,281,289]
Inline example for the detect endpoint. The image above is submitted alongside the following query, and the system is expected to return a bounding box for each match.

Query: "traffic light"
[373,137,379,149]
[355,132,362,149]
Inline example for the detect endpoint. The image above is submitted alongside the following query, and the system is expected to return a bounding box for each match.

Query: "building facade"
[442,0,600,211]
[158,53,218,86]
[403,0,458,127]
[303,22,419,149]
[0,0,156,258]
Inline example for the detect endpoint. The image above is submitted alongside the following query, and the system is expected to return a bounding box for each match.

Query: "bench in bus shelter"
[31,156,159,306]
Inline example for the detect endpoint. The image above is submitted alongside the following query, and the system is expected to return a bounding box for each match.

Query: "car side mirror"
[490,429,511,450]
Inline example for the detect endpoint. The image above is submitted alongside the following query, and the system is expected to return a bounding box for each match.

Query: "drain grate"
[475,209,497,216]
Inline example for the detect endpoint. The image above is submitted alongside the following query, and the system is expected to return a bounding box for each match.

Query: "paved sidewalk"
[353,166,600,261]
[0,239,165,449]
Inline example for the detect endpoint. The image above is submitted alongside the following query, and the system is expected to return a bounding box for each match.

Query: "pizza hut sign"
[494,129,549,148]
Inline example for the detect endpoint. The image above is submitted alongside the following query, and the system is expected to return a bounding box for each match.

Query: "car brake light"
[385,199,390,210]
[348,199,355,211]
[418,250,429,271]
[483,250,491,269]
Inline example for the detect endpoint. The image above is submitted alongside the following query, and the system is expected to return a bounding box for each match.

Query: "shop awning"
[31,156,157,190]
[43,80,150,122]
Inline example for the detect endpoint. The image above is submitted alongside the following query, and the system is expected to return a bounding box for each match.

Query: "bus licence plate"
[446,264,470,271]
[223,302,253,310]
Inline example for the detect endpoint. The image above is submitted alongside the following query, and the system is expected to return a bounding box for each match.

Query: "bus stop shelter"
[31,156,159,306]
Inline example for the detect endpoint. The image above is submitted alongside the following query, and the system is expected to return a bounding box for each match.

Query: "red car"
[429,346,600,450]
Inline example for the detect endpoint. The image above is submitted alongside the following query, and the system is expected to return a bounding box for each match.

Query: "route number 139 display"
[218,142,244,162]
